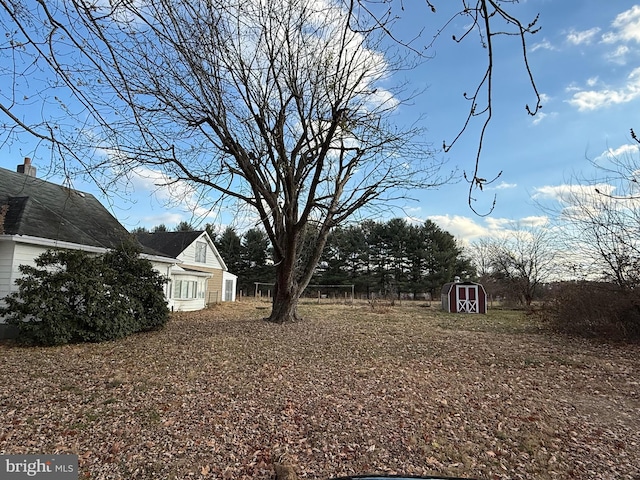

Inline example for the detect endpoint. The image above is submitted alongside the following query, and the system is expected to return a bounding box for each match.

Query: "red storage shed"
[441,277,487,314]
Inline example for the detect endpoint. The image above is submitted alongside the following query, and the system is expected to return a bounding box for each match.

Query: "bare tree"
[472,225,557,307]
[542,135,640,289]
[435,1,542,215]
[0,0,540,322]
[468,238,494,279]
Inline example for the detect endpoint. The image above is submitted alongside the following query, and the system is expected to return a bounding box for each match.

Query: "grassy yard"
[1,301,639,479]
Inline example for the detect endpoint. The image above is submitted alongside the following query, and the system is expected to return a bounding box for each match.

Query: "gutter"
[0,234,180,265]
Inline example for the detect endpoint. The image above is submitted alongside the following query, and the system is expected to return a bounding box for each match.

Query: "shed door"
[456,285,478,313]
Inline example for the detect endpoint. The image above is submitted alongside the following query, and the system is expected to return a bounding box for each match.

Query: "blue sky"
[403,1,640,242]
[2,1,639,243]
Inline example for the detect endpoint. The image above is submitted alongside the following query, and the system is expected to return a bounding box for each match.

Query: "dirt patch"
[1,301,638,479]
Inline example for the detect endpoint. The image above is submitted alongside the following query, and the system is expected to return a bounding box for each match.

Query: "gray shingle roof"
[1,166,137,250]
[135,231,204,258]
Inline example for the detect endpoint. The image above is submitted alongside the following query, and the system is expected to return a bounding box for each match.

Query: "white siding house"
[0,236,176,303]
[136,231,237,309]
[0,240,15,301]
[0,158,237,336]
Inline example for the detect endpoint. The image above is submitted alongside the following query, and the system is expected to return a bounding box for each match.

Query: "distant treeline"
[211,218,475,298]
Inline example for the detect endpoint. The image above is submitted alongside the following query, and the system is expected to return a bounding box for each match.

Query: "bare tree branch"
[356,1,541,215]
[0,0,448,322]
[0,0,544,320]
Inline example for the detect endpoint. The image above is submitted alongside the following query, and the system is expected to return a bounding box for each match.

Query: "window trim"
[195,241,207,263]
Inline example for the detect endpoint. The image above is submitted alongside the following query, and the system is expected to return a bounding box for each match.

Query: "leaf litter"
[1,301,639,479]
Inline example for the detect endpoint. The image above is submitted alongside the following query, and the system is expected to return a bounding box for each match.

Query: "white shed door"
[456,285,479,313]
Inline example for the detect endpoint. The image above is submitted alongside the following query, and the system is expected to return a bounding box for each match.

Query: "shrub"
[0,243,168,346]
[101,242,169,332]
[546,281,640,341]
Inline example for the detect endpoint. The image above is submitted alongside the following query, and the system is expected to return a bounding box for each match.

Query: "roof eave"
[0,234,179,265]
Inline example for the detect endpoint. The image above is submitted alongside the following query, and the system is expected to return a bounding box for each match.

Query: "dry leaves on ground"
[1,300,639,480]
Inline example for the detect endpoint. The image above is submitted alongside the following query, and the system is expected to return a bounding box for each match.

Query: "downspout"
[167,264,174,312]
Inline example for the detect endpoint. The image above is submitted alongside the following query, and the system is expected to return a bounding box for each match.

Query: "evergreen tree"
[215,227,243,275]
[204,224,218,244]
[174,221,194,232]
[314,218,474,299]
[239,228,273,295]
[422,220,473,296]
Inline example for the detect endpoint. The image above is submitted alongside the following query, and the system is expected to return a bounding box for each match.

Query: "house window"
[195,241,207,263]
[174,280,198,299]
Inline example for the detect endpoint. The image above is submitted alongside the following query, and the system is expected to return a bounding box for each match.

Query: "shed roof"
[441,280,485,295]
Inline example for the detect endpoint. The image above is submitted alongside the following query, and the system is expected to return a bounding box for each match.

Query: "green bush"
[547,281,640,341]
[0,243,169,346]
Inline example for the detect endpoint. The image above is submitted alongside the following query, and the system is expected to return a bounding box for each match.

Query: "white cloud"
[492,181,517,190]
[564,83,581,93]
[531,39,557,52]
[518,216,549,228]
[533,183,616,203]
[524,93,552,125]
[428,215,489,242]
[420,211,563,253]
[534,181,640,225]
[428,214,551,245]
[567,67,640,111]
[531,111,547,125]
[125,166,224,226]
[601,5,640,44]
[533,184,613,223]
[586,76,600,87]
[129,166,198,204]
[566,27,601,45]
[484,217,513,231]
[594,143,640,162]
[612,44,631,60]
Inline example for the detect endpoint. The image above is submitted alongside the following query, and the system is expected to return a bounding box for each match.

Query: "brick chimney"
[17,157,37,177]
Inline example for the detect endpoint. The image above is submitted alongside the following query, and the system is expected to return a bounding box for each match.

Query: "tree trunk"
[265,217,333,323]
[268,261,303,323]
[268,286,300,323]
[267,232,302,323]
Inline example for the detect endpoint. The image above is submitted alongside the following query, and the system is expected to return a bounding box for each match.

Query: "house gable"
[0,163,178,320]
[136,231,227,271]
[176,233,226,270]
[0,162,232,326]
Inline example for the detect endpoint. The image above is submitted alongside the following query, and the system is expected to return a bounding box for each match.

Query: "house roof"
[135,231,228,271]
[0,166,156,254]
[135,231,204,258]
